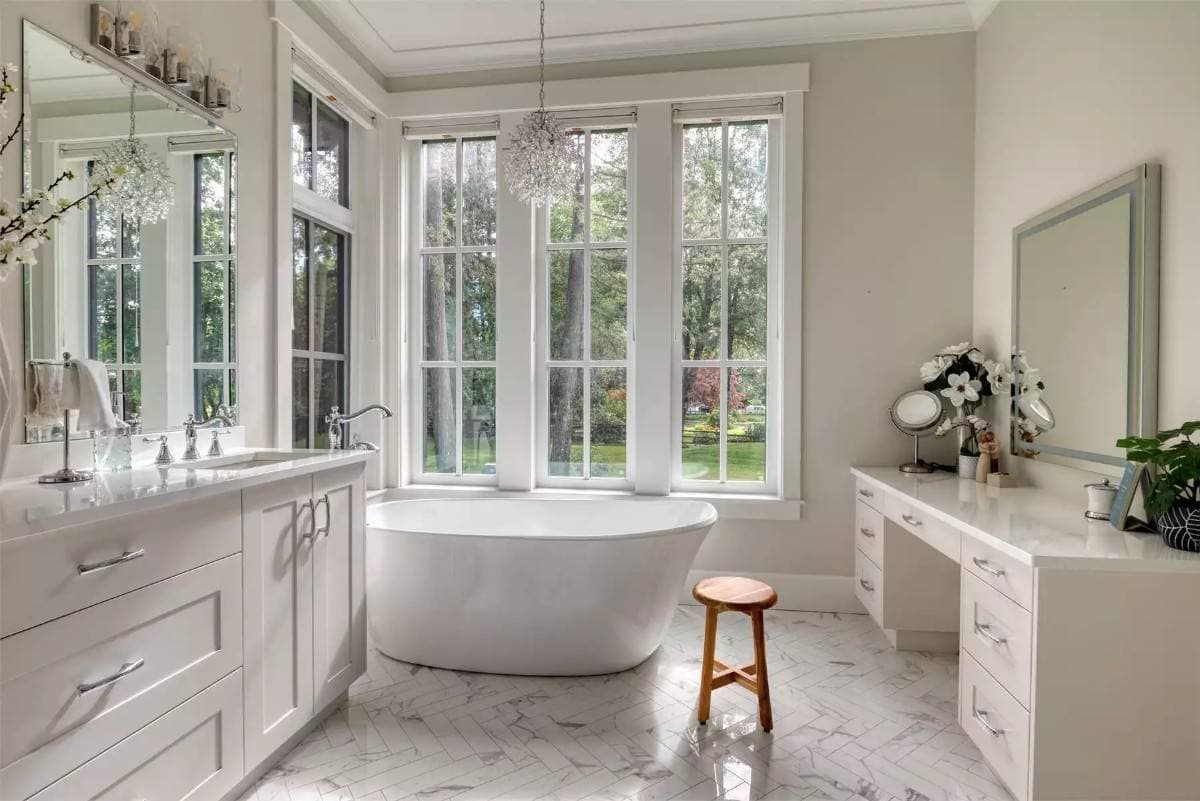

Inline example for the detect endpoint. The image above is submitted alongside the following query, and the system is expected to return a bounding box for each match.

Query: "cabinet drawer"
[1,493,241,637]
[854,500,884,566]
[885,494,960,562]
[26,669,243,801]
[854,478,882,512]
[962,536,1034,611]
[960,570,1033,708]
[855,547,883,625]
[1,556,242,800]
[960,652,1030,801]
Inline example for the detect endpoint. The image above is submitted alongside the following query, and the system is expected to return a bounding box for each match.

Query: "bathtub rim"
[366,497,718,542]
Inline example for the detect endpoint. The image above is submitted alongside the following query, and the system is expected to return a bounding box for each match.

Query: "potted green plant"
[1118,421,1200,553]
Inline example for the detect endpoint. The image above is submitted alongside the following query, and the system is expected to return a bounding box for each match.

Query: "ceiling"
[310,0,994,79]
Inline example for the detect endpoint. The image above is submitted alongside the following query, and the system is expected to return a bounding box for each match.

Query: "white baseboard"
[682,570,867,614]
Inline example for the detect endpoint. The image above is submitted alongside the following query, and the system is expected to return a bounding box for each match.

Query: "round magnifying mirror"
[889,390,943,473]
[1018,395,1055,431]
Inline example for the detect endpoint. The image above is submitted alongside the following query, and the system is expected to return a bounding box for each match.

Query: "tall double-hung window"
[291,79,352,448]
[542,127,631,483]
[678,119,775,489]
[417,136,497,478]
[192,150,237,419]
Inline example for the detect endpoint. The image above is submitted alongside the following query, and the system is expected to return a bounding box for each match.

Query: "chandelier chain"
[538,0,546,111]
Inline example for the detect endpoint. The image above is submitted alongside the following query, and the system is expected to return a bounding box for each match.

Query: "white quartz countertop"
[851,467,1200,572]
[0,449,373,543]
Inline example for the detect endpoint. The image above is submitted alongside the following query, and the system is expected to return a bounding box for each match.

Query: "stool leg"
[697,607,719,725]
[750,609,772,732]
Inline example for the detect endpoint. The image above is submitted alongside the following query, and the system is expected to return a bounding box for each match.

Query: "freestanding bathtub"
[366,498,717,676]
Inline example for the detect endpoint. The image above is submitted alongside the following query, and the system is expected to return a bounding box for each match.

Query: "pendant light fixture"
[503,0,578,206]
[93,83,174,226]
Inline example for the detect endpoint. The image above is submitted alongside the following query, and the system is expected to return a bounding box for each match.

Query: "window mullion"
[582,132,593,478]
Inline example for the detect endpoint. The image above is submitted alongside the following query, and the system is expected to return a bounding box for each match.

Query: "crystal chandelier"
[93,85,174,226]
[504,0,578,206]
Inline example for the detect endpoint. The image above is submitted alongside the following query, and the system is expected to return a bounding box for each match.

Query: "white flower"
[941,341,972,356]
[984,360,1014,395]
[1019,368,1044,398]
[966,414,990,432]
[935,417,955,437]
[940,371,981,408]
[919,356,949,383]
[967,349,985,364]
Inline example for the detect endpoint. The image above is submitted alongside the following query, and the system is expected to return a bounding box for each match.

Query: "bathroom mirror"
[1011,164,1159,466]
[21,21,237,443]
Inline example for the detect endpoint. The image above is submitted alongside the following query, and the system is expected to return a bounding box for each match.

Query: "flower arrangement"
[920,342,1012,456]
[0,63,121,282]
[1011,350,1048,455]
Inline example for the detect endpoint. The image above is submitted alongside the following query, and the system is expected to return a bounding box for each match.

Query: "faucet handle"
[207,429,231,457]
[152,435,173,466]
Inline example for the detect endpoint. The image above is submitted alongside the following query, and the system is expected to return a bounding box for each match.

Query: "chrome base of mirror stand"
[898,461,936,474]
[38,467,94,484]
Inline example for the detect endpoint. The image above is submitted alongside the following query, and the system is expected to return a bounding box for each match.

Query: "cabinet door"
[242,474,315,768]
[312,463,366,711]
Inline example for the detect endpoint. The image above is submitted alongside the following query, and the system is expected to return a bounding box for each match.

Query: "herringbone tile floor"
[236,607,1012,801]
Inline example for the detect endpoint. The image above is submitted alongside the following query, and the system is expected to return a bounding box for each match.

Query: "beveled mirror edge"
[1009,163,1161,467]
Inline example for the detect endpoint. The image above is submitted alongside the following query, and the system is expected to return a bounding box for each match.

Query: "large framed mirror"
[1011,164,1160,467]
[21,21,237,443]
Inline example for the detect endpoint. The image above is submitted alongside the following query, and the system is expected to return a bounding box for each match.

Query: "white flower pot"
[958,454,979,479]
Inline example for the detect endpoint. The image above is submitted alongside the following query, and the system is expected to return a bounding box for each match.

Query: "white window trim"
[406,134,499,486]
[535,125,636,490]
[672,118,781,496]
[292,75,355,234]
[190,150,238,415]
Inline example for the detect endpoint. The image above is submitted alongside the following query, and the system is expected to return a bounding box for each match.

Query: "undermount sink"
[170,450,323,471]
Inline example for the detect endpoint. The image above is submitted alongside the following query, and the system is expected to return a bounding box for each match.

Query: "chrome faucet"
[183,406,236,460]
[325,404,394,450]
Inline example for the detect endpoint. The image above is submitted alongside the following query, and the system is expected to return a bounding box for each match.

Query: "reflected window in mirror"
[291,214,348,448]
[193,151,238,421]
[292,80,349,210]
[85,161,142,426]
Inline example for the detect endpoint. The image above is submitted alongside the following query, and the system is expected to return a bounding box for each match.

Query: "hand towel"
[26,362,66,426]
[64,358,119,432]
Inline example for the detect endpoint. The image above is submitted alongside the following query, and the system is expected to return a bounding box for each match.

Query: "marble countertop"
[851,467,1200,572]
[0,449,373,543]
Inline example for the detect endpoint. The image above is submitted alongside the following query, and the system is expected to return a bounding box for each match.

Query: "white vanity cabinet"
[242,462,366,768]
[850,467,1200,801]
[0,451,371,801]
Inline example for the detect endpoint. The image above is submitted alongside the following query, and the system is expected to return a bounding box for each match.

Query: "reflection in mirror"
[21,22,237,443]
[1012,165,1159,466]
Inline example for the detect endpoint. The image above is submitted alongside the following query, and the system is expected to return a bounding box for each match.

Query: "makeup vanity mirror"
[21,21,237,443]
[1011,164,1160,466]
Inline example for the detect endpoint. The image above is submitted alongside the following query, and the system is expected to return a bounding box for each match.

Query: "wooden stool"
[693,576,778,731]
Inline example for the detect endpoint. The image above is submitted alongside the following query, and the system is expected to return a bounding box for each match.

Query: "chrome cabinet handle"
[858,578,875,592]
[974,622,1007,646]
[972,706,1004,737]
[77,548,145,575]
[857,488,874,498]
[859,527,875,539]
[78,658,144,695]
[315,494,331,539]
[972,557,1006,577]
[298,498,317,544]
[901,513,922,527]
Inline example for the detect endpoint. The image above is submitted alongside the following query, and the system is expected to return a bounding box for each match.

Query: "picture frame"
[1110,462,1152,531]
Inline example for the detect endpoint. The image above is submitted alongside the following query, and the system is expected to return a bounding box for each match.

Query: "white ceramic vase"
[958,454,979,479]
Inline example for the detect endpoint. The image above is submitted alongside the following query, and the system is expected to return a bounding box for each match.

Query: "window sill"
[371,484,804,521]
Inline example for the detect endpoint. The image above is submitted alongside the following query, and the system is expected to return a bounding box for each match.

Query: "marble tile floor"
[235,607,1013,801]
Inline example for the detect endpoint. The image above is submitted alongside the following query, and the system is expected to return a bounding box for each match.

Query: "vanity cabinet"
[0,452,371,801]
[242,463,366,768]
[850,467,1200,801]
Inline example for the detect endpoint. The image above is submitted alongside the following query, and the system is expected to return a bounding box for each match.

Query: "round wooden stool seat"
[693,576,778,612]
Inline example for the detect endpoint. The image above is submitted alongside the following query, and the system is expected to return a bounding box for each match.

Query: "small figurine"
[977,430,1000,483]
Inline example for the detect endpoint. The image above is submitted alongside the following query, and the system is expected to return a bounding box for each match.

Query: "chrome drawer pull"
[315,494,331,539]
[858,578,875,592]
[77,658,144,695]
[77,548,145,575]
[974,622,1007,646]
[972,556,1006,577]
[859,527,876,539]
[972,706,1004,737]
[901,513,922,527]
[298,498,317,544]
[858,488,873,498]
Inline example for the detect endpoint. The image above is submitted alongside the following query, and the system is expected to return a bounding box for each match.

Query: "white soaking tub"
[366,498,717,676]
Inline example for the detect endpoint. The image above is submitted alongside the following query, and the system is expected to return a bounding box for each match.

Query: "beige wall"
[0,0,277,478]
[974,1,1200,493]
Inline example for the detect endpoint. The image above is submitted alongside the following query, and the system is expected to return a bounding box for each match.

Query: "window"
[417,136,497,479]
[292,81,349,208]
[678,120,773,488]
[292,215,348,448]
[85,161,141,425]
[542,128,631,482]
[192,151,237,420]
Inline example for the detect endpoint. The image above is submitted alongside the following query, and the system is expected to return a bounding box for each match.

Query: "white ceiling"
[25,25,129,103]
[312,0,993,78]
